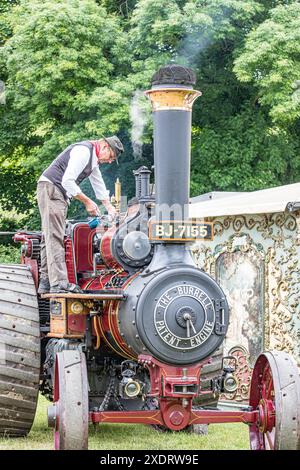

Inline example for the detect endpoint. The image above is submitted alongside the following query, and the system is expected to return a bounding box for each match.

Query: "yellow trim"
[108,302,136,360]
[98,311,134,360]
[84,279,94,290]
[145,87,201,111]
[47,333,83,339]
[189,411,246,424]
[100,411,162,424]
[93,316,101,350]
[105,273,140,360]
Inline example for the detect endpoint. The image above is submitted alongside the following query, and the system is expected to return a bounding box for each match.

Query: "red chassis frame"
[13,230,258,433]
[90,354,258,431]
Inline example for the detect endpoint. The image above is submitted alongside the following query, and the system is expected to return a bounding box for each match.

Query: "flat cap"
[103,135,124,164]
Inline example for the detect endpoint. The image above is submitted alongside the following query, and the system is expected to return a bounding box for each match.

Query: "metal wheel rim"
[249,351,300,450]
[53,350,89,450]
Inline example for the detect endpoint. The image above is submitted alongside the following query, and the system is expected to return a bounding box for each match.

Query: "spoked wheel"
[249,351,300,450]
[48,350,89,450]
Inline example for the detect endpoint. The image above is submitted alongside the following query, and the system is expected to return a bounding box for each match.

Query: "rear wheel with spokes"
[249,351,300,450]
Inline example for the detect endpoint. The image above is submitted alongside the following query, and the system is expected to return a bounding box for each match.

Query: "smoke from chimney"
[129,90,151,160]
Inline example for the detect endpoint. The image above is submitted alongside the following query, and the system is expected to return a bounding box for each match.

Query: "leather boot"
[37,277,50,294]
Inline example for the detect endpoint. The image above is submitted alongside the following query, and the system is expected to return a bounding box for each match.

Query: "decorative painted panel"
[216,247,264,364]
[191,210,300,403]
[222,345,252,403]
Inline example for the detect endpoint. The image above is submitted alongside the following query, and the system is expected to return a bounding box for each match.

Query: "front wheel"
[249,351,300,450]
[48,350,89,450]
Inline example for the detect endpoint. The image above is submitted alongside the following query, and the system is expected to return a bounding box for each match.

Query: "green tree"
[1,0,300,230]
[97,0,137,17]
[191,108,300,195]
[0,0,19,45]
[0,0,130,219]
[234,1,300,125]
[176,1,300,194]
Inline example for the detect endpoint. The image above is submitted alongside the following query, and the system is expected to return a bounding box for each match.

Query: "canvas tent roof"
[189,182,300,218]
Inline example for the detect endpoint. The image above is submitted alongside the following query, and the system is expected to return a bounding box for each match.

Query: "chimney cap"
[133,166,151,175]
[151,64,196,87]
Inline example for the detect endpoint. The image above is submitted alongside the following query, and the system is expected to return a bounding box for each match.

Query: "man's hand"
[85,200,99,216]
[102,199,116,222]
[107,204,116,222]
[74,193,99,216]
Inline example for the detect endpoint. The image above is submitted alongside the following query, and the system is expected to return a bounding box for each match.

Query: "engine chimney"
[145,64,201,220]
[133,166,152,201]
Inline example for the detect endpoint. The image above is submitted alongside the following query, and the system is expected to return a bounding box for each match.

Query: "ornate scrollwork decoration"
[210,212,297,238]
[191,210,300,387]
[266,245,297,356]
[220,346,252,403]
[270,213,297,232]
[232,216,246,232]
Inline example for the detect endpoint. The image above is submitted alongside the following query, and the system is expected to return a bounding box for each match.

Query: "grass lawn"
[0,394,250,450]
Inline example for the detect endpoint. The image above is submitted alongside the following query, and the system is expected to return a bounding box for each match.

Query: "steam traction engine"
[0,65,300,450]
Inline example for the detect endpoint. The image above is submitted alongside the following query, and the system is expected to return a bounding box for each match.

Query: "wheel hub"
[47,404,57,428]
[163,403,190,431]
[258,399,275,433]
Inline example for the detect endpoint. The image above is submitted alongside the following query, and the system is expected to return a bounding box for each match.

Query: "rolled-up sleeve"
[89,166,110,201]
[62,146,90,198]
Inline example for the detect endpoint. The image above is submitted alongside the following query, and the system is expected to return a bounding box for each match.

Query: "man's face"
[98,142,116,164]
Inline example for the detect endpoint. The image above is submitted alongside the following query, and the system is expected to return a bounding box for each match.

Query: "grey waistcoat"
[43,141,94,201]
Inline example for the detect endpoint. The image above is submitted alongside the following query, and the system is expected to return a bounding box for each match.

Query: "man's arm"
[89,167,116,218]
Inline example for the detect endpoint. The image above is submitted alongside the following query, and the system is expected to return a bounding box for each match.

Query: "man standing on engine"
[37,136,124,294]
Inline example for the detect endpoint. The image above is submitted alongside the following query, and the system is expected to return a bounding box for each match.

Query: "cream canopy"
[189,182,300,218]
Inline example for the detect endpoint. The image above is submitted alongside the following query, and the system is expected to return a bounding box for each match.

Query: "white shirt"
[39,145,110,201]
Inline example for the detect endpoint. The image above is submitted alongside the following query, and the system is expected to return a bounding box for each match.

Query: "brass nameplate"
[149,220,213,242]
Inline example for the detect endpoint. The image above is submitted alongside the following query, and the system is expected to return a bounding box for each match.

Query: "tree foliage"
[97,0,137,17]
[0,0,19,45]
[0,0,131,221]
[190,108,300,196]
[0,0,299,230]
[1,0,125,154]
[234,2,300,124]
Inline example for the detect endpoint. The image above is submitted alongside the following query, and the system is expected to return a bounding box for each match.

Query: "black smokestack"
[145,65,201,220]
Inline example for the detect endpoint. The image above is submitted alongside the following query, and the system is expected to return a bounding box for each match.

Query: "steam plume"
[130,90,151,160]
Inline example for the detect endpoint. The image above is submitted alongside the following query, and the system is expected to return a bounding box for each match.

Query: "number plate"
[149,220,213,242]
